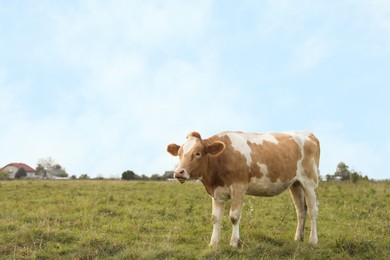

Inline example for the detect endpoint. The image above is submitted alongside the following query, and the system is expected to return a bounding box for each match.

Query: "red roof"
[3,163,36,173]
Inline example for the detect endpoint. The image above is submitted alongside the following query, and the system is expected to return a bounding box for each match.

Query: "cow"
[167,131,320,248]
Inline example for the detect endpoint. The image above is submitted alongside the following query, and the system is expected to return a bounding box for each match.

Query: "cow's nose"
[174,171,183,178]
[174,168,186,179]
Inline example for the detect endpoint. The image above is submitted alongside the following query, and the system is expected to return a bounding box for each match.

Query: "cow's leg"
[210,198,225,248]
[289,182,307,241]
[303,186,319,244]
[229,187,245,247]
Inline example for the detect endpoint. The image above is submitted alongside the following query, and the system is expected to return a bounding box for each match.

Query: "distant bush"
[121,170,140,180]
[120,171,173,181]
[79,174,90,180]
[0,170,9,180]
[15,168,27,179]
[150,174,162,181]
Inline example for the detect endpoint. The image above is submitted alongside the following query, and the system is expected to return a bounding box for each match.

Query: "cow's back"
[206,131,319,193]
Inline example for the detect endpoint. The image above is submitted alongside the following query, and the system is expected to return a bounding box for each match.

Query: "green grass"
[0,180,389,259]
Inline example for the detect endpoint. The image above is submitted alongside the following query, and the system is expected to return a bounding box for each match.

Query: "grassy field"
[0,180,389,259]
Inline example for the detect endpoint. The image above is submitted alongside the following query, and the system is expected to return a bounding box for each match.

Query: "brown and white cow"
[167,131,320,247]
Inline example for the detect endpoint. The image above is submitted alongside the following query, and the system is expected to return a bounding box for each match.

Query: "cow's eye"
[194,152,202,158]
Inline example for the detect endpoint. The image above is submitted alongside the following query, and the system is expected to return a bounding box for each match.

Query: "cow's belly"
[246,176,293,197]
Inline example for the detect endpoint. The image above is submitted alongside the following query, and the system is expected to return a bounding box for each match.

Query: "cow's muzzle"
[174,169,189,184]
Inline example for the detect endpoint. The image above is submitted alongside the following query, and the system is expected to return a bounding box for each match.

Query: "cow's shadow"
[202,234,292,259]
[253,234,285,247]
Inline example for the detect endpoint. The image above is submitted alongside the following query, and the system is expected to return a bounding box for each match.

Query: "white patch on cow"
[257,163,268,175]
[246,132,279,145]
[225,133,253,166]
[210,198,224,247]
[229,209,241,247]
[182,137,197,154]
[288,132,311,177]
[312,158,318,176]
[246,176,292,196]
[218,132,279,166]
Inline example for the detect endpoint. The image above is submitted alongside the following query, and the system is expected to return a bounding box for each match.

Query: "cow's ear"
[167,144,181,156]
[206,141,225,156]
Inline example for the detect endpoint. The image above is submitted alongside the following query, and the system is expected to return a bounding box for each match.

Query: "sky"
[0,1,389,179]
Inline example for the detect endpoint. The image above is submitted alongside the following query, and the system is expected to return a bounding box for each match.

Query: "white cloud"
[256,0,322,38]
[45,1,213,69]
[289,33,332,72]
[0,70,31,123]
[364,0,390,54]
[359,0,390,31]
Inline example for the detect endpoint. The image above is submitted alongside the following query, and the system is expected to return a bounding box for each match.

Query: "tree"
[15,168,27,179]
[121,170,140,180]
[140,174,149,180]
[329,162,368,182]
[36,164,45,175]
[350,171,359,183]
[150,174,162,181]
[53,164,62,170]
[37,157,56,171]
[57,171,69,178]
[36,157,68,178]
[334,162,351,181]
[79,174,90,180]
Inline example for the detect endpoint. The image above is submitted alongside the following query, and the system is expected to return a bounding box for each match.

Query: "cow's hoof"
[229,240,239,248]
[309,237,318,244]
[209,241,219,250]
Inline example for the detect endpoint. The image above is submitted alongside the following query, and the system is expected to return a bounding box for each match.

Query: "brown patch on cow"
[247,134,300,183]
[187,131,202,139]
[249,163,263,180]
[212,135,252,184]
[230,216,238,225]
[199,135,250,195]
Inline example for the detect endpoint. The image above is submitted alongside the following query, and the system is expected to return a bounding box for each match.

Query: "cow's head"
[167,131,225,183]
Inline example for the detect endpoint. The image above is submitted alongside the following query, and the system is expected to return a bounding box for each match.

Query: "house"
[1,163,36,179]
[41,167,68,179]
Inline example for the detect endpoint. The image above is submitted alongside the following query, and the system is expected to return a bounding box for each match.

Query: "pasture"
[0,180,389,259]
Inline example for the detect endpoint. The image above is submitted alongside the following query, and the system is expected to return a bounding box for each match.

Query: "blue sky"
[0,1,389,179]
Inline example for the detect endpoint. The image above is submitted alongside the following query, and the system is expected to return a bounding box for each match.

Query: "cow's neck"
[200,175,214,196]
[199,157,223,197]
[198,138,226,196]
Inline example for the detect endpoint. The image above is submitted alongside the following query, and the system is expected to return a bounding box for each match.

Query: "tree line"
[72,171,174,181]
[324,162,369,182]
[1,157,371,182]
[121,170,174,181]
